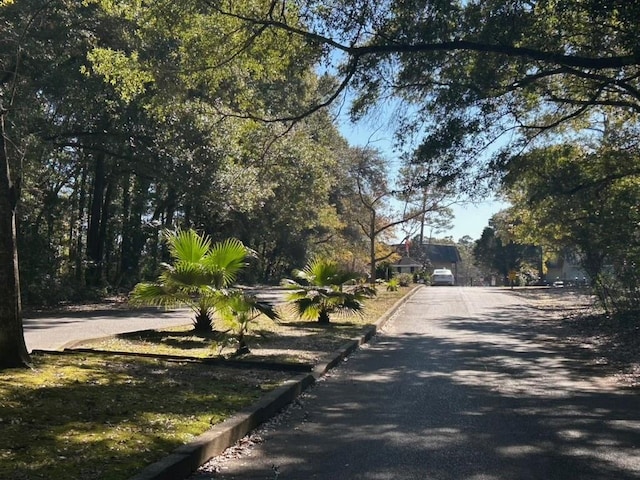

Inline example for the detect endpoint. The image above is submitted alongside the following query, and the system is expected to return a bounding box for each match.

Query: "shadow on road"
[203,293,639,480]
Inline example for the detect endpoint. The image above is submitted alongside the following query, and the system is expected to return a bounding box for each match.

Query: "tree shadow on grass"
[114,328,229,352]
[0,353,295,480]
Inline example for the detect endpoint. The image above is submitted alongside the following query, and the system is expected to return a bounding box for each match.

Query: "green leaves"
[82,49,154,103]
[166,229,212,264]
[501,138,640,312]
[130,229,252,331]
[282,257,375,324]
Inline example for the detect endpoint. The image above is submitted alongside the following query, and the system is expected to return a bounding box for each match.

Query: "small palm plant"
[386,277,400,291]
[217,291,279,355]
[130,229,250,332]
[282,257,376,324]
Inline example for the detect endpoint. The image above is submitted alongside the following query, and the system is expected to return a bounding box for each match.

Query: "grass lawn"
[1,286,414,480]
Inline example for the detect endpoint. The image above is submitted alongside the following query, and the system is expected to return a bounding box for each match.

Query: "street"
[23,306,193,352]
[193,286,640,480]
[22,287,288,352]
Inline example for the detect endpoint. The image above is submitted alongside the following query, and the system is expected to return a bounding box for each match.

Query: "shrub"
[397,273,413,287]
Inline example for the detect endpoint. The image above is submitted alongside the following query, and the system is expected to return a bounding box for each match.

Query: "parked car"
[432,268,455,286]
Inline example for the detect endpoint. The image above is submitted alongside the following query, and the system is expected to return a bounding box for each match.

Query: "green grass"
[1,285,414,480]
[75,286,412,363]
[0,354,289,480]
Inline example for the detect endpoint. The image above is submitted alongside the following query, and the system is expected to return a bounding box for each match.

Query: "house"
[545,254,589,285]
[422,244,462,275]
[390,256,423,275]
[390,243,462,278]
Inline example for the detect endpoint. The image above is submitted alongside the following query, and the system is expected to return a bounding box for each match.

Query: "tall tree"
[210,1,640,186]
[0,0,70,367]
[342,146,446,283]
[501,135,640,312]
[473,223,539,286]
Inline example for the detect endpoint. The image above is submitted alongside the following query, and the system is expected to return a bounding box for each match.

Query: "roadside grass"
[71,287,412,364]
[0,353,290,480]
[1,286,414,480]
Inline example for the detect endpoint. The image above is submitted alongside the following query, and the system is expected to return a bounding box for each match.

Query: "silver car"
[432,268,455,286]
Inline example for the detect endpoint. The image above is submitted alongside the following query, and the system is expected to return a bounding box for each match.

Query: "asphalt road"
[23,287,287,352]
[193,286,640,480]
[23,306,194,352]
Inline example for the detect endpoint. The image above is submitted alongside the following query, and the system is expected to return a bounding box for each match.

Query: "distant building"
[423,244,462,275]
[545,254,589,285]
[390,243,462,278]
[391,256,423,275]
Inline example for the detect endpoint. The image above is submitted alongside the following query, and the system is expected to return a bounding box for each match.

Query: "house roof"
[424,244,461,264]
[390,256,422,268]
[391,243,462,265]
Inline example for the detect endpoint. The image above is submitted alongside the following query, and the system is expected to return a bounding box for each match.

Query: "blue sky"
[447,200,509,241]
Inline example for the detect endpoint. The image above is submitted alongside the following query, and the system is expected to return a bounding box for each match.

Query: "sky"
[447,200,509,241]
[337,116,509,243]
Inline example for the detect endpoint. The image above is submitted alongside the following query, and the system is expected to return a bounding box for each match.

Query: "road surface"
[23,306,194,352]
[23,287,287,352]
[192,286,640,480]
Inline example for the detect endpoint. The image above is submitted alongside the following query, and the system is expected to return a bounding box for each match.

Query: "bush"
[397,273,413,287]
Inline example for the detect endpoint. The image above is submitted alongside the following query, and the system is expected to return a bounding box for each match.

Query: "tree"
[210,1,640,189]
[0,105,27,368]
[473,224,539,286]
[130,229,252,332]
[0,0,71,367]
[342,146,455,283]
[224,112,349,282]
[395,159,455,247]
[282,257,375,324]
[216,1,640,120]
[500,137,640,312]
[455,235,484,287]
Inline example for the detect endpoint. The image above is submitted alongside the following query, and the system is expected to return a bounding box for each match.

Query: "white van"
[431,268,455,286]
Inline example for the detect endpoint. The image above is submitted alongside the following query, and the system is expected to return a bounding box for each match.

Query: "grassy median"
[1,286,414,480]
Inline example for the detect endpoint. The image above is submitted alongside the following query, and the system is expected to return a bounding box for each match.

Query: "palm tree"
[217,291,279,355]
[282,258,376,324]
[130,229,250,332]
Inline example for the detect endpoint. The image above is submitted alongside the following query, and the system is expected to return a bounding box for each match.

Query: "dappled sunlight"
[204,287,639,479]
[0,353,291,480]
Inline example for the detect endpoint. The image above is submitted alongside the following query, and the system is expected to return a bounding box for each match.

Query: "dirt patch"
[513,287,639,389]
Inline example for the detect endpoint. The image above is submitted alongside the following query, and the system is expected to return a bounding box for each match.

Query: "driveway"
[192,287,640,479]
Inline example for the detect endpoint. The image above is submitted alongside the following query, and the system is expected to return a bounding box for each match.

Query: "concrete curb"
[128,285,423,480]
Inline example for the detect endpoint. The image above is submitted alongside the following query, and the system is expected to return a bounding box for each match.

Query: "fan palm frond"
[205,238,250,288]
[130,230,253,333]
[282,257,376,324]
[165,228,211,263]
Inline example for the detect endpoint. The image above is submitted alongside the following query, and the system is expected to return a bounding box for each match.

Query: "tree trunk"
[99,177,114,283]
[86,153,110,287]
[119,174,148,287]
[369,210,377,285]
[0,114,30,368]
[318,309,331,324]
